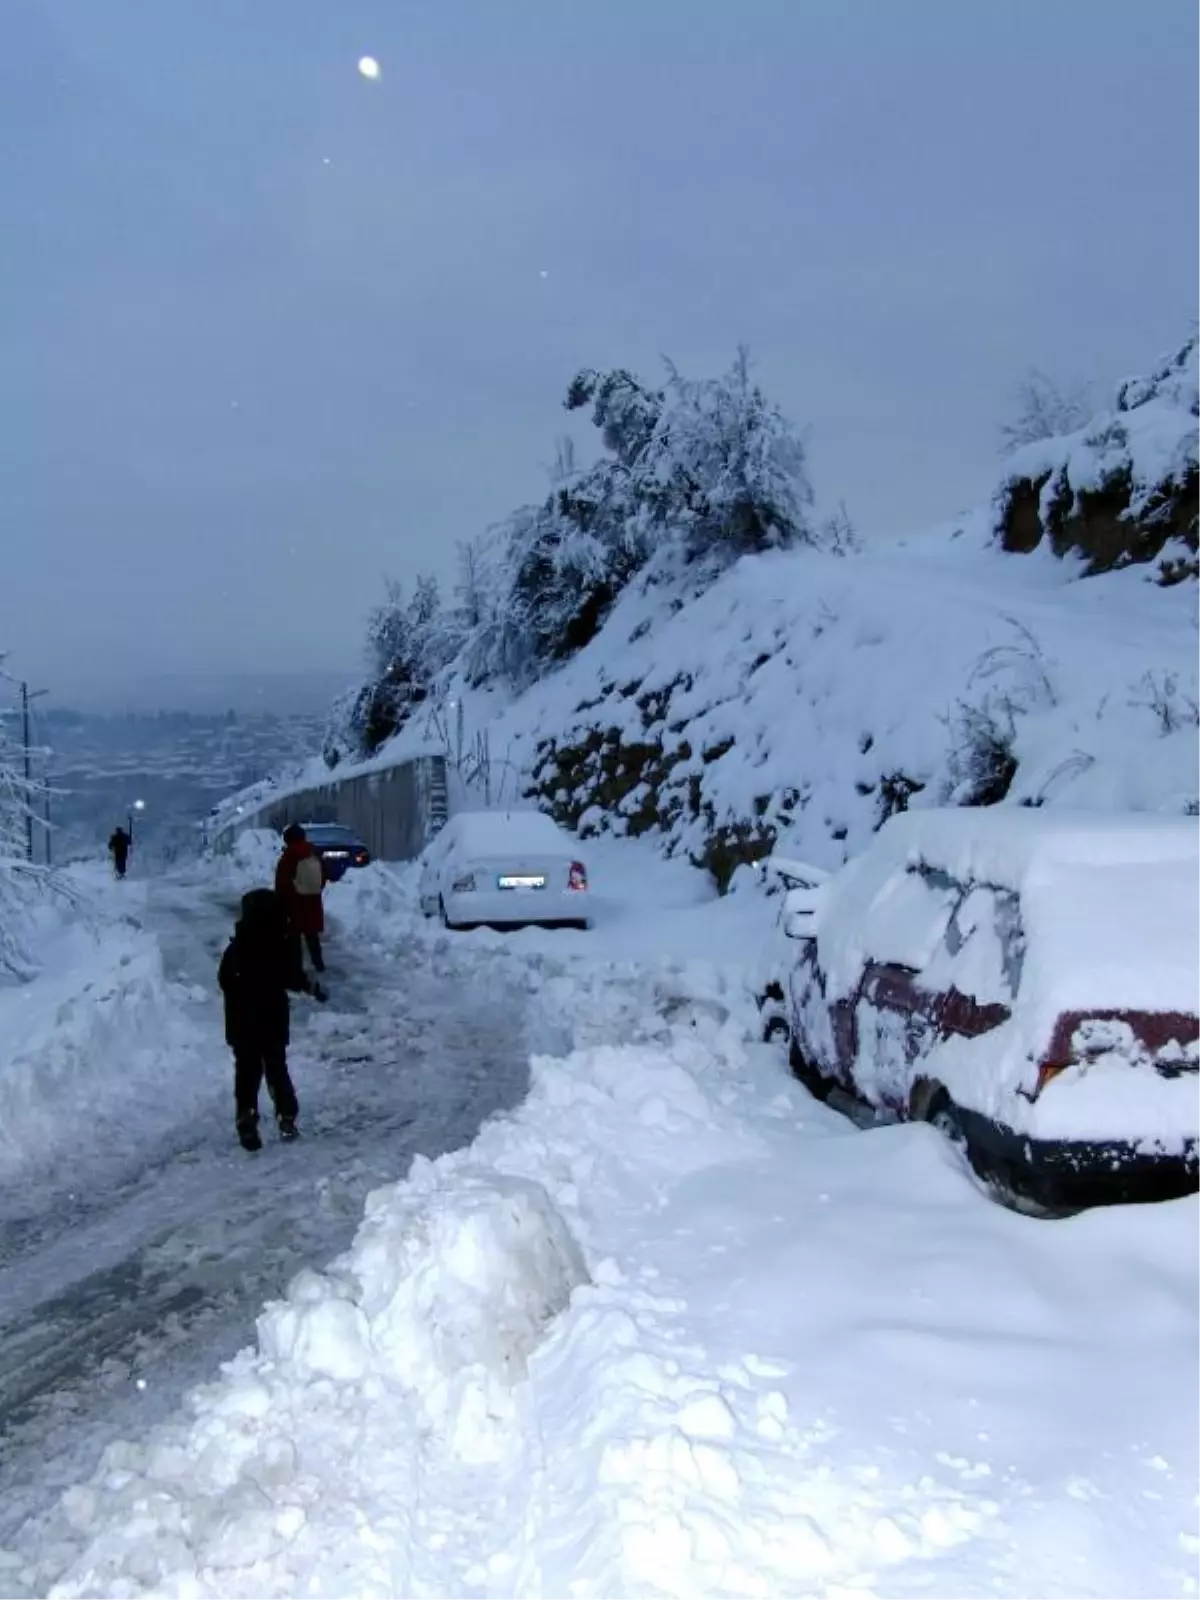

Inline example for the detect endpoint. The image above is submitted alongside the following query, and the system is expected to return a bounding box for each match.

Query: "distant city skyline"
[2,0,1196,710]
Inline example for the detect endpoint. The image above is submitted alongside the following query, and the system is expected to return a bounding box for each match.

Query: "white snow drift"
[16,883,1197,1600]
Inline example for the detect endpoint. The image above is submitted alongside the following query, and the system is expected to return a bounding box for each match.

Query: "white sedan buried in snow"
[766,807,1199,1215]
[418,810,591,931]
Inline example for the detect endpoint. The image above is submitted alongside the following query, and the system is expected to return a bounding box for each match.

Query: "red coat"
[275,842,325,935]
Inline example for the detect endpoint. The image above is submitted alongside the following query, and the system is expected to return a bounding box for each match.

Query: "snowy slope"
[341,514,1197,890]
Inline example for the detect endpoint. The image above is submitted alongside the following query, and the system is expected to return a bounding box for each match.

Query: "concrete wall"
[213,754,448,861]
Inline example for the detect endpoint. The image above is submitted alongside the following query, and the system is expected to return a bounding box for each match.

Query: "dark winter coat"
[109,829,131,859]
[275,840,325,936]
[218,889,310,1051]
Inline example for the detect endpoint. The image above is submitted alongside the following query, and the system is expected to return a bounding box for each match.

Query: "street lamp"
[128,798,146,844]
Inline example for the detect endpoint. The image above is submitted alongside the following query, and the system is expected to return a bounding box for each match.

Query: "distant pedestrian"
[108,826,131,879]
[275,823,326,976]
[218,888,326,1151]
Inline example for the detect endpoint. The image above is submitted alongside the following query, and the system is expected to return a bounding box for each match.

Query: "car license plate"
[497,874,545,890]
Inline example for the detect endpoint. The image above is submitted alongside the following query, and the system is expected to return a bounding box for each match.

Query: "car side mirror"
[782,884,825,940]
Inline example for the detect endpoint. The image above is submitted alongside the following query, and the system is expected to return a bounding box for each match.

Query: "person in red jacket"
[275,823,327,975]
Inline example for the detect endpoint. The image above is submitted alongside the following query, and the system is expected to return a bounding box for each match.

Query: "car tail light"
[354,849,369,865]
[1032,1062,1067,1097]
[568,861,588,892]
[1030,1010,1200,1099]
[451,872,476,893]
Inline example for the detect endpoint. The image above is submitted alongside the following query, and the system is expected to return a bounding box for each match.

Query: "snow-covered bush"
[999,368,1093,454]
[941,699,1018,807]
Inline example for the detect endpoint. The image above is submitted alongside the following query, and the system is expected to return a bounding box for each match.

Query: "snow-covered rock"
[994,335,1198,578]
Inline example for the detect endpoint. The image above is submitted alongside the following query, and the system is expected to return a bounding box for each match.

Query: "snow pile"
[25,1170,591,1592]
[0,864,52,984]
[293,1169,589,1448]
[0,872,212,1198]
[225,827,281,885]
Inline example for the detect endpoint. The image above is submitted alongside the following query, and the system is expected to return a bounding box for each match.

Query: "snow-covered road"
[0,860,544,1577]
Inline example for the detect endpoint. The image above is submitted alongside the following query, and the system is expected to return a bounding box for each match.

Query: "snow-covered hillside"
[333,516,1193,889]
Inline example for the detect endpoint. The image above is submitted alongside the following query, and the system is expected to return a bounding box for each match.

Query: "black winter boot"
[237,1111,262,1152]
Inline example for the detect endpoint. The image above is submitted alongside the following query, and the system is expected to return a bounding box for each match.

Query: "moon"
[357,55,381,80]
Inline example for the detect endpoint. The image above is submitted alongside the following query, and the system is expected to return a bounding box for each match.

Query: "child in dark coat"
[218,888,325,1151]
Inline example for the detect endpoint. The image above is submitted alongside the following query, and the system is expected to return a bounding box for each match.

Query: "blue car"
[296,822,371,883]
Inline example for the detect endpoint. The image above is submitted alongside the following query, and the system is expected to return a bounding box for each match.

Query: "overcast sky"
[2,0,1196,710]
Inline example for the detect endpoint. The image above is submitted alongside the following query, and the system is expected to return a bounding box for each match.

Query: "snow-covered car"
[771,808,1199,1213]
[292,822,371,882]
[417,810,590,931]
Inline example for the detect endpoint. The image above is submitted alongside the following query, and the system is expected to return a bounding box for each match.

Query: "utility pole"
[19,682,49,863]
[0,662,50,863]
[22,684,32,863]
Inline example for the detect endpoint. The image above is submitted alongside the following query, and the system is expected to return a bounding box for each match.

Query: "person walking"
[218,888,325,1150]
[108,825,131,879]
[275,823,327,975]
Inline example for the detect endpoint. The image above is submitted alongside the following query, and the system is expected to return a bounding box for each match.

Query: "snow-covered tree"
[320,682,373,769]
[565,368,663,465]
[0,720,35,861]
[326,575,464,761]
[0,688,51,978]
[642,347,815,561]
[816,499,862,556]
[1000,368,1093,453]
[351,351,816,700]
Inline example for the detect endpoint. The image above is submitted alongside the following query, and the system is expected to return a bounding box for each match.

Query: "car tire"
[922,1084,1002,1194]
[763,1014,790,1045]
[789,1037,834,1101]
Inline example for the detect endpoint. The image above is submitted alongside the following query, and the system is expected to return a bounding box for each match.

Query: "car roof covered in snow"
[821,807,1199,1025]
[448,809,575,855]
[881,805,1198,885]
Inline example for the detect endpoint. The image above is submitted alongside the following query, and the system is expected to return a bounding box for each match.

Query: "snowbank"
[0,870,212,1201]
[23,971,1198,1600]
